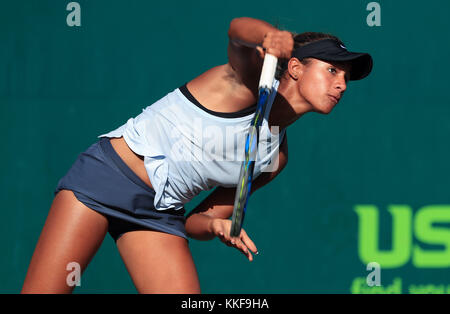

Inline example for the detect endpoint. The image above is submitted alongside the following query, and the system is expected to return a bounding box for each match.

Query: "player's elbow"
[228,18,241,39]
[278,143,288,172]
[279,132,288,169]
[273,152,288,179]
[280,153,288,172]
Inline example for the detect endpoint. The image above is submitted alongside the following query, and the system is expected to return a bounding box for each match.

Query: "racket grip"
[258,53,278,90]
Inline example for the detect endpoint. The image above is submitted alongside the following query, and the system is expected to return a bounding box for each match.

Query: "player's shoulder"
[227,42,262,94]
[187,63,257,108]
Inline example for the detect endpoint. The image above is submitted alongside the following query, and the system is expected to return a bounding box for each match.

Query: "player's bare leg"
[117,230,201,294]
[21,190,109,293]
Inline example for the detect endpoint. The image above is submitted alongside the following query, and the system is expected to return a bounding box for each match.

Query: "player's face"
[297,59,350,114]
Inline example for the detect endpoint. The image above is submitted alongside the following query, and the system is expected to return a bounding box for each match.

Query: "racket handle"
[258,53,278,90]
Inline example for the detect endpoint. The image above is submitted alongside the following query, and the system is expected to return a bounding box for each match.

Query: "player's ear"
[287,57,305,80]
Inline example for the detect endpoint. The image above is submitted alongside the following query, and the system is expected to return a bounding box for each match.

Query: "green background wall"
[1,0,449,293]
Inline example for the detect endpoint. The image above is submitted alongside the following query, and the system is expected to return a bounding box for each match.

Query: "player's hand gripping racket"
[230,53,278,237]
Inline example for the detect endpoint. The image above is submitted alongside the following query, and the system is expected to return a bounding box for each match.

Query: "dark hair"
[275,32,345,80]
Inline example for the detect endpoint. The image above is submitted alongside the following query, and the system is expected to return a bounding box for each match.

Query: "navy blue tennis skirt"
[54,137,187,242]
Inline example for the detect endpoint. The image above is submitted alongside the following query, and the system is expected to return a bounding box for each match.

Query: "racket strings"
[235,88,270,217]
[231,88,272,237]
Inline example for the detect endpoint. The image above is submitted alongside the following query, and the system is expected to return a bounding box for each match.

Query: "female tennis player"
[22,17,372,293]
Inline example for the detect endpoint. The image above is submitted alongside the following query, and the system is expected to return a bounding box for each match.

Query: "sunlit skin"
[185,22,355,257]
[271,58,352,129]
[21,18,359,295]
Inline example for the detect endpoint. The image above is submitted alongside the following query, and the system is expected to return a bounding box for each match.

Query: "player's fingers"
[265,47,281,59]
[240,229,258,254]
[232,237,247,252]
[218,232,233,247]
[220,227,249,256]
[256,46,265,59]
[232,237,253,261]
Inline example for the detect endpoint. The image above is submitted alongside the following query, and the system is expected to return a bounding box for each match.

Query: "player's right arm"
[227,17,294,92]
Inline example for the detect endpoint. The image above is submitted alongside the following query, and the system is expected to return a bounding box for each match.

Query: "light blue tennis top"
[98,80,286,211]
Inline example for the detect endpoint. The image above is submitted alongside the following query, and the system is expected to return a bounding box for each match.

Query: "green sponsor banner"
[353,205,450,294]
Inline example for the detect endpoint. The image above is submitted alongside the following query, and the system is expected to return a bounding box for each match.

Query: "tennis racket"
[230,53,278,237]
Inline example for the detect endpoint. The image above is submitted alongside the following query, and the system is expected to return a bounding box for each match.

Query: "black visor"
[292,38,373,81]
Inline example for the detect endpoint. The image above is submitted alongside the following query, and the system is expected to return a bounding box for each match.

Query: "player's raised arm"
[227,17,294,93]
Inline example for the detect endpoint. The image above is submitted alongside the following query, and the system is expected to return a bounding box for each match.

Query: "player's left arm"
[251,131,288,195]
[184,134,288,260]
